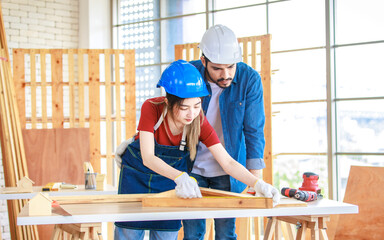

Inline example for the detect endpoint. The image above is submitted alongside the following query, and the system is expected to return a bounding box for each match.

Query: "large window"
[333,0,384,200]
[113,0,384,200]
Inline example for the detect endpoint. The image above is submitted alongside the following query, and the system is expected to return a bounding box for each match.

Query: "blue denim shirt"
[191,60,266,193]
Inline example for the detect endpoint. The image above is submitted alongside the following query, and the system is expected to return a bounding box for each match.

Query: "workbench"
[15,197,358,239]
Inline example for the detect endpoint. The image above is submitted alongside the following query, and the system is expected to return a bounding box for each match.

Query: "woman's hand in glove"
[254,179,280,205]
[174,172,202,199]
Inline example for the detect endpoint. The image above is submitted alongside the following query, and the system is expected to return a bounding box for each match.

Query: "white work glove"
[114,137,135,169]
[254,179,280,206]
[174,172,202,199]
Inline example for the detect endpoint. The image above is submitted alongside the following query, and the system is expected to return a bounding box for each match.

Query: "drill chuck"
[281,187,318,202]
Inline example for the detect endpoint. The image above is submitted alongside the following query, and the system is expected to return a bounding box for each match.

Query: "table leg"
[263,217,277,240]
[51,224,62,240]
[281,221,295,240]
[275,220,282,240]
[51,223,102,240]
[274,215,330,240]
[97,231,103,240]
[296,220,307,240]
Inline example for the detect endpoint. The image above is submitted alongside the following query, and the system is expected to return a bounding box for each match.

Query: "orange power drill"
[281,172,322,202]
[281,187,318,202]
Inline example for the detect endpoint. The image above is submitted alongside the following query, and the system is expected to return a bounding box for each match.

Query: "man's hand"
[174,172,202,199]
[254,179,280,205]
[114,138,134,169]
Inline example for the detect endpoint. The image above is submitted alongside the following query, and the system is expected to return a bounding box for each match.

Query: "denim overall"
[115,110,189,231]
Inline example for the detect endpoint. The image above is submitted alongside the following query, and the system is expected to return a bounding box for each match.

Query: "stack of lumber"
[0,3,39,239]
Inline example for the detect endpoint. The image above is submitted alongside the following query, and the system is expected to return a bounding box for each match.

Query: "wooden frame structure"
[175,34,272,240]
[11,48,136,239]
[12,48,136,178]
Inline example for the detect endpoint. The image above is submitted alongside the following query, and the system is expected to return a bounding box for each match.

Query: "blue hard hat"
[157,60,209,98]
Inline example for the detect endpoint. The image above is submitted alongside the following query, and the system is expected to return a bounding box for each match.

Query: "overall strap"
[153,107,187,151]
[154,108,167,131]
[179,126,187,151]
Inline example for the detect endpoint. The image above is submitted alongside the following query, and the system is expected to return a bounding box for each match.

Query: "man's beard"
[205,69,232,89]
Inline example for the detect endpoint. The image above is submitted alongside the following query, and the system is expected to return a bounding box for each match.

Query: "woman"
[114,60,279,240]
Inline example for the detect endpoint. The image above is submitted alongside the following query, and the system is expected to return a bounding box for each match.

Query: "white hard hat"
[198,24,242,64]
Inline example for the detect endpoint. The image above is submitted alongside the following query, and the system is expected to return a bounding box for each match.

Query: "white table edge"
[17,199,359,226]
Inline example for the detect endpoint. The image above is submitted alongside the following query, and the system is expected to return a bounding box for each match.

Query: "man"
[182,24,276,240]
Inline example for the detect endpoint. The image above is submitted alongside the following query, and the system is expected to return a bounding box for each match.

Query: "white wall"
[0,0,111,238]
[79,0,111,49]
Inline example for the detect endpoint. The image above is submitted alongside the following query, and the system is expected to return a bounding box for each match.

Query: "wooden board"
[22,128,90,185]
[142,188,306,209]
[334,166,384,240]
[55,128,90,185]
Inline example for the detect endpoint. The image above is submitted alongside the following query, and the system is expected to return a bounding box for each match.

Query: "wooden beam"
[52,193,153,204]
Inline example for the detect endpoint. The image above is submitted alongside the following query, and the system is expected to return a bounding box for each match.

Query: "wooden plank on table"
[52,193,152,204]
[200,188,307,209]
[143,195,273,209]
[200,187,257,197]
[142,189,274,209]
[143,188,306,209]
[334,166,384,240]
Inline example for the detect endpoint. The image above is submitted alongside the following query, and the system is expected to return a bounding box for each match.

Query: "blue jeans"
[182,174,237,240]
[114,226,178,240]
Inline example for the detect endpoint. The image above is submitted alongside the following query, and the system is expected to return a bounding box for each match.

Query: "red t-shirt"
[136,97,220,148]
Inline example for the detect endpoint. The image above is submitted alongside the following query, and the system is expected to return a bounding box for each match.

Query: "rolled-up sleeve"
[246,158,266,169]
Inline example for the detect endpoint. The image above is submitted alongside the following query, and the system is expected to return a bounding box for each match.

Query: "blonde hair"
[185,110,203,160]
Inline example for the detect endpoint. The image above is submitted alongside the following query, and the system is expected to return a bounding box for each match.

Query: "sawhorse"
[264,215,330,240]
[51,223,103,240]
